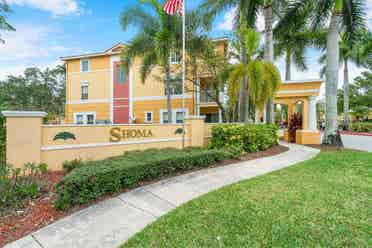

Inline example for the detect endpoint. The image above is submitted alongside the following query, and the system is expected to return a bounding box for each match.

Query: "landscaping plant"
[287,113,302,143]
[55,148,234,210]
[209,124,278,154]
[349,122,372,133]
[0,162,48,215]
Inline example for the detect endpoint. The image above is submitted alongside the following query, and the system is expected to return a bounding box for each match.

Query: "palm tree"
[228,27,281,120]
[274,11,325,81]
[120,0,181,123]
[281,0,366,144]
[200,0,261,123]
[319,30,371,128]
[0,0,15,43]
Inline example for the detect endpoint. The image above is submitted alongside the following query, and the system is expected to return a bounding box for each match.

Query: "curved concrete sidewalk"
[6,143,319,248]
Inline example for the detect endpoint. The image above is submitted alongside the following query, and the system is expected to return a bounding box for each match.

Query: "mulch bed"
[0,145,288,246]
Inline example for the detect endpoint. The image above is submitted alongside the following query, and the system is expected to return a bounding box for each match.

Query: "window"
[170,51,181,64]
[87,114,95,125]
[144,112,153,123]
[76,114,84,125]
[81,84,88,100]
[162,111,170,124]
[175,111,185,123]
[116,64,127,84]
[160,109,188,124]
[165,79,183,95]
[74,112,96,125]
[81,59,89,72]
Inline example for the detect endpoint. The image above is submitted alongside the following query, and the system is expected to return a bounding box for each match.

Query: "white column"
[308,96,317,130]
[263,104,267,124]
[218,109,223,123]
[255,108,260,123]
[196,77,200,116]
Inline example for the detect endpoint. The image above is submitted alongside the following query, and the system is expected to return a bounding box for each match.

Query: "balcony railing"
[200,90,216,103]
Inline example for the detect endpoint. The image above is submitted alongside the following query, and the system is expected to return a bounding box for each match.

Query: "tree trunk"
[239,43,248,123]
[264,4,274,124]
[343,58,350,129]
[323,12,341,144]
[165,65,172,123]
[285,47,291,81]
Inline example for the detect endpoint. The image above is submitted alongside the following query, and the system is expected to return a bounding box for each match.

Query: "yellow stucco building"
[61,39,322,143]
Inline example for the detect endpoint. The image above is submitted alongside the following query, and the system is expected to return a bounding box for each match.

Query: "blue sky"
[0,0,371,97]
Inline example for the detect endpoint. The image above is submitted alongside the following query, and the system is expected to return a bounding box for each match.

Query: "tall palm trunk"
[238,8,249,123]
[343,57,350,128]
[285,47,291,81]
[323,11,341,144]
[239,43,249,123]
[264,4,274,124]
[165,64,172,123]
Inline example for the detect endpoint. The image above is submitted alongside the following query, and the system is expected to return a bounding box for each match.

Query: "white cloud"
[7,0,80,16]
[0,24,51,61]
[218,7,236,31]
[218,7,265,32]
[0,23,77,79]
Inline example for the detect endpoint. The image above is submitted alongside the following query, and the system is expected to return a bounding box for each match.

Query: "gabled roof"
[61,37,228,61]
[60,43,127,61]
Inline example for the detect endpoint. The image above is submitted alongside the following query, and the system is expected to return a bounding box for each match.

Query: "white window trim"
[169,50,181,65]
[144,111,153,123]
[80,82,89,101]
[160,108,189,124]
[73,112,96,125]
[80,59,90,72]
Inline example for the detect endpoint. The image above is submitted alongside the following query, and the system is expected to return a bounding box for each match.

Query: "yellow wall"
[4,113,211,170]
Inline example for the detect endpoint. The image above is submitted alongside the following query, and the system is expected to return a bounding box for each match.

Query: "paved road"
[6,143,319,248]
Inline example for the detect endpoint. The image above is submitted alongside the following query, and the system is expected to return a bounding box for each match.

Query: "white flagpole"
[181,0,186,148]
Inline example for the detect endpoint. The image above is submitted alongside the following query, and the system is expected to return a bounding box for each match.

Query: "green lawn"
[122,151,372,248]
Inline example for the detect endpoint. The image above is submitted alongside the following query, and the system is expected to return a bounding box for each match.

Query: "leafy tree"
[281,0,366,144]
[228,27,281,123]
[338,71,372,120]
[0,66,66,119]
[0,0,15,43]
[120,0,181,123]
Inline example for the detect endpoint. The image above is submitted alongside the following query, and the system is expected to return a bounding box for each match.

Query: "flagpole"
[181,0,186,149]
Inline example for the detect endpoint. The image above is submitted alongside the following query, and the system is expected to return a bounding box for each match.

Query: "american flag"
[163,0,183,16]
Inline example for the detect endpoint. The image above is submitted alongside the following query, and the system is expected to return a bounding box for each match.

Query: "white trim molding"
[160,108,189,124]
[134,94,192,101]
[80,58,90,72]
[41,137,190,151]
[282,79,323,84]
[67,99,110,105]
[73,112,96,125]
[277,89,320,94]
[1,111,47,118]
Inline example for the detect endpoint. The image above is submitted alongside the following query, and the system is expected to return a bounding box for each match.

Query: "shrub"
[62,159,85,173]
[209,124,278,153]
[0,162,47,215]
[349,122,372,133]
[288,113,302,143]
[55,148,234,210]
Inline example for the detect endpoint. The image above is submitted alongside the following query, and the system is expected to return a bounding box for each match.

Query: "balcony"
[200,90,217,105]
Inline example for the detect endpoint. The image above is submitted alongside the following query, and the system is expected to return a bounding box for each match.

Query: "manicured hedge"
[209,124,278,153]
[349,122,372,133]
[55,148,234,210]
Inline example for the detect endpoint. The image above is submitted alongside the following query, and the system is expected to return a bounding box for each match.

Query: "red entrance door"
[113,62,130,124]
